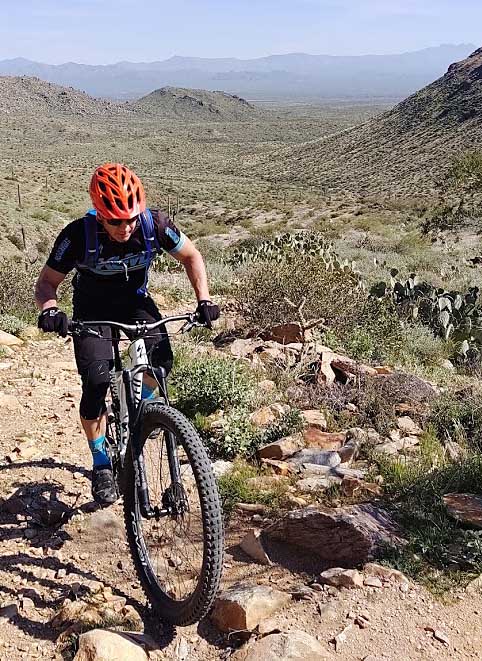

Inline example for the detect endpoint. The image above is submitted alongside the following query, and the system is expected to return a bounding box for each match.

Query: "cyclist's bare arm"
[35,265,66,311]
[171,237,211,301]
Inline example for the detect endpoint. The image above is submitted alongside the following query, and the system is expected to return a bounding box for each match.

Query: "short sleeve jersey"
[46,209,186,304]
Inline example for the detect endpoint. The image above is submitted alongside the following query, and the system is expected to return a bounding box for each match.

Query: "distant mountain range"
[0,44,475,101]
[253,46,482,195]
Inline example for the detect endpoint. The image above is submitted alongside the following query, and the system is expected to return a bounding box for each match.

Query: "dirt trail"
[1,337,482,659]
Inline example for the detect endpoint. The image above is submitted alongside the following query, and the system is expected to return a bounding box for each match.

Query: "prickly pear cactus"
[371,269,482,347]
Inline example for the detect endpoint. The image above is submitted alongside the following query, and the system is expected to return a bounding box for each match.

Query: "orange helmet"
[89,163,146,220]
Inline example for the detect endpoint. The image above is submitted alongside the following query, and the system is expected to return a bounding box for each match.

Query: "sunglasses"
[104,215,139,227]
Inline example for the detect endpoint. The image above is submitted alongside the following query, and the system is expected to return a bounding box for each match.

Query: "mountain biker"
[34,163,219,505]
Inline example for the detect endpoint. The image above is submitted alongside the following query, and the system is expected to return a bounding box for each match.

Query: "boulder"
[231,631,334,660]
[296,476,340,493]
[363,563,409,586]
[264,504,404,566]
[230,339,264,358]
[301,409,327,431]
[319,567,364,589]
[258,434,304,460]
[303,429,344,449]
[250,404,289,428]
[291,449,341,468]
[74,630,149,661]
[0,330,23,346]
[211,584,291,632]
[443,493,482,529]
[397,416,423,436]
[338,440,360,464]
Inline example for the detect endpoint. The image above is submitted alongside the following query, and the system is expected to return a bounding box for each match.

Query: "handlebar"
[68,311,203,338]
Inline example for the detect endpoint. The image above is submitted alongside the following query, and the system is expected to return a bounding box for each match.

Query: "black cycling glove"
[38,307,69,337]
[196,300,220,329]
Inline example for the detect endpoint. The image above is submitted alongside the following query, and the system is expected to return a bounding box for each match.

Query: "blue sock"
[88,435,110,468]
[141,383,156,400]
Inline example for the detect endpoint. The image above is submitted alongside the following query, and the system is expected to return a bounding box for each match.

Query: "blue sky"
[0,0,480,63]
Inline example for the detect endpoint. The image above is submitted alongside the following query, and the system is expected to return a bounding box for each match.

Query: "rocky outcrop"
[264,504,404,565]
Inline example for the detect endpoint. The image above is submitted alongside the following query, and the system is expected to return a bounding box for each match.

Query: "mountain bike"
[69,312,224,626]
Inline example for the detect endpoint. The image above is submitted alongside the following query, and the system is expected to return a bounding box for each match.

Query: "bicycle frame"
[70,313,200,519]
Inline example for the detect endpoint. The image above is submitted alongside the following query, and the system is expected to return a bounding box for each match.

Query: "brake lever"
[180,318,205,334]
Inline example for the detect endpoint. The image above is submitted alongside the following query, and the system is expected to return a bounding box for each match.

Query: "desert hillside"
[0,76,130,116]
[130,86,261,121]
[249,47,482,195]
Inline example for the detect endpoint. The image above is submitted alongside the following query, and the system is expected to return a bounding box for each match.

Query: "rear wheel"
[123,401,224,625]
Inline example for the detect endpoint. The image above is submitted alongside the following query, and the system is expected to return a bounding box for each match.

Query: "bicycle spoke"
[135,427,206,601]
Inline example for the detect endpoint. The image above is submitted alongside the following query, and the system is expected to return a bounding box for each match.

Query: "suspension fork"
[153,367,181,485]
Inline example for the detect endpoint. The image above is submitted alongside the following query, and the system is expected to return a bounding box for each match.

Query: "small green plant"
[375,451,482,595]
[217,460,289,518]
[170,353,256,417]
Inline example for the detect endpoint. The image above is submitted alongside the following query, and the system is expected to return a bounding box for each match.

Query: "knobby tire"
[123,401,224,625]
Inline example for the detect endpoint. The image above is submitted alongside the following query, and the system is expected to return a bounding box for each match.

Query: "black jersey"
[46,209,185,304]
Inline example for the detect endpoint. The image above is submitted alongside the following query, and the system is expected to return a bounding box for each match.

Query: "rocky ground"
[1,333,482,660]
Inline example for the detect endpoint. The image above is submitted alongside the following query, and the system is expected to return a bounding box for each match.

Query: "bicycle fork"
[124,366,185,520]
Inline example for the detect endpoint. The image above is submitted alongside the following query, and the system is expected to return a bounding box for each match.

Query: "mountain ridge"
[248,46,482,196]
[0,44,474,100]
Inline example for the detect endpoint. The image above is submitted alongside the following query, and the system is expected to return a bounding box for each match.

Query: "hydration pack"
[79,208,160,296]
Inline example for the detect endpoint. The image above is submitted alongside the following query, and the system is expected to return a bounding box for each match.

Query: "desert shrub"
[376,452,482,593]
[0,314,27,336]
[237,257,364,335]
[398,324,453,368]
[0,258,39,322]
[200,407,303,461]
[293,372,435,435]
[340,297,404,363]
[430,387,482,452]
[170,353,256,417]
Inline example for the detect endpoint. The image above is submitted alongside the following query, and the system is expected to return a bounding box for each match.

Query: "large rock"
[443,493,482,529]
[74,630,149,661]
[303,429,344,449]
[250,404,289,428]
[319,567,364,589]
[232,630,333,660]
[258,435,304,460]
[296,476,341,493]
[397,416,423,436]
[0,330,23,346]
[211,584,291,632]
[290,449,341,467]
[301,409,327,431]
[264,504,404,566]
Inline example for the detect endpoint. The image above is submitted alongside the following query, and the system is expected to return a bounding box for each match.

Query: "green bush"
[0,259,39,322]
[0,314,27,336]
[376,452,482,594]
[237,257,364,335]
[199,407,304,461]
[430,387,482,452]
[170,353,256,417]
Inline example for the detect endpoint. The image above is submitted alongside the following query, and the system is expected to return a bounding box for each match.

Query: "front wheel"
[123,402,224,625]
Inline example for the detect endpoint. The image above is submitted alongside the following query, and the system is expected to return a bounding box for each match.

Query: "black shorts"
[72,295,173,375]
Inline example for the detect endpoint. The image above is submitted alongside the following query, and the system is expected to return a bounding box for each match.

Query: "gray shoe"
[91,465,117,505]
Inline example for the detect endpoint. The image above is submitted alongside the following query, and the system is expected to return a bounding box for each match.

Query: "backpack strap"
[137,208,160,296]
[81,209,99,267]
